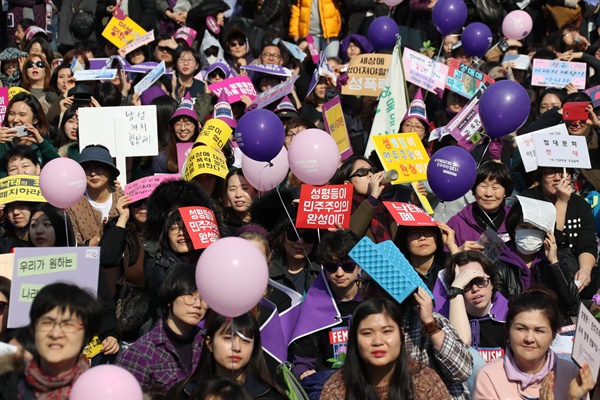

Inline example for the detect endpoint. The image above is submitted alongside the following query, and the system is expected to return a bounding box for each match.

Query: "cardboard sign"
[572,303,600,382]
[402,48,449,93]
[446,85,488,151]
[515,124,568,172]
[119,29,155,56]
[445,58,495,99]
[0,175,46,204]
[584,84,600,108]
[8,247,100,328]
[371,132,430,184]
[322,96,352,161]
[177,142,194,172]
[476,228,507,263]
[516,195,556,232]
[134,60,166,94]
[73,69,118,81]
[179,206,220,249]
[342,54,392,96]
[502,53,531,70]
[181,145,228,181]
[208,76,257,103]
[251,75,299,109]
[532,134,591,169]
[101,8,147,49]
[383,202,436,226]
[296,184,352,229]
[531,59,587,89]
[195,118,231,150]
[124,174,179,203]
[0,87,7,126]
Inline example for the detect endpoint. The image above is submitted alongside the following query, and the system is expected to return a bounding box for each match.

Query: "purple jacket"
[115,319,203,390]
[446,203,511,246]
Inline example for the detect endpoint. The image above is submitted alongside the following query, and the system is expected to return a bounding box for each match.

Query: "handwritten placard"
[181,145,228,181]
[383,202,436,226]
[342,54,392,96]
[476,228,507,263]
[371,132,430,184]
[134,60,166,94]
[584,84,600,108]
[73,69,118,81]
[124,174,179,203]
[531,59,587,89]
[179,206,220,249]
[0,175,46,204]
[445,58,495,99]
[251,75,299,109]
[208,76,257,103]
[322,96,352,160]
[515,124,568,172]
[446,85,488,151]
[119,30,155,56]
[516,195,556,232]
[572,303,600,383]
[296,184,352,229]
[402,48,449,93]
[0,87,8,125]
[101,8,147,49]
[8,247,100,328]
[532,134,591,169]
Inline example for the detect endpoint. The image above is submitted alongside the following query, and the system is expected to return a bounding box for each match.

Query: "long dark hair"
[29,203,75,247]
[48,64,74,95]
[57,106,78,148]
[342,298,414,400]
[330,156,373,185]
[3,92,50,137]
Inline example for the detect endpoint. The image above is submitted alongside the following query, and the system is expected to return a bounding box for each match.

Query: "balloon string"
[441,201,446,221]
[477,140,491,169]
[63,209,70,247]
[275,187,315,265]
[256,162,272,198]
[423,36,446,103]
[230,322,234,378]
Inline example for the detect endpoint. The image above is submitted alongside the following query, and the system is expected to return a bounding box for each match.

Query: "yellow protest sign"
[341,54,392,97]
[322,96,352,160]
[195,118,232,150]
[372,133,430,184]
[182,145,228,181]
[0,175,46,204]
[101,8,147,49]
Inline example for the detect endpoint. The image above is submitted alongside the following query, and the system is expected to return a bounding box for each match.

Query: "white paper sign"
[73,69,118,81]
[532,134,591,169]
[476,228,506,263]
[572,303,600,383]
[515,124,568,172]
[134,60,166,94]
[502,54,531,70]
[119,30,155,56]
[402,48,449,93]
[516,195,556,232]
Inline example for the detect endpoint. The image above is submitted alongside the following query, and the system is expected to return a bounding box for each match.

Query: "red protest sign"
[383,202,436,226]
[179,206,220,249]
[296,184,353,229]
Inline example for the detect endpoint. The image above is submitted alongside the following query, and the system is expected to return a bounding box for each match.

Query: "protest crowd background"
[2,0,600,398]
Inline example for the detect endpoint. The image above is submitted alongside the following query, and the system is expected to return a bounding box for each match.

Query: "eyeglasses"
[402,123,425,133]
[464,277,490,292]
[174,121,195,131]
[349,167,378,179]
[169,224,185,235]
[407,229,436,240]
[182,292,204,306]
[543,168,572,178]
[286,228,318,244]
[322,260,357,273]
[178,58,196,64]
[36,317,83,334]
[25,61,45,69]
[356,277,372,289]
[229,40,245,47]
[0,301,7,314]
[261,52,281,59]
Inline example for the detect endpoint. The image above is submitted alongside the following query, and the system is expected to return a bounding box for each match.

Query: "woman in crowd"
[0,200,40,253]
[339,34,372,63]
[473,287,594,399]
[224,28,254,76]
[24,36,54,64]
[151,94,179,151]
[115,263,207,392]
[283,116,316,150]
[221,169,258,235]
[299,75,334,129]
[401,89,431,143]
[56,106,79,158]
[168,312,287,399]
[45,64,75,109]
[20,54,51,102]
[320,297,450,399]
[447,161,514,249]
[174,48,204,99]
[0,283,102,398]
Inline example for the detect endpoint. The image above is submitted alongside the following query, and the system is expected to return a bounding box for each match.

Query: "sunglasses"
[229,40,244,47]
[464,277,490,292]
[156,46,172,52]
[322,260,357,273]
[286,228,318,244]
[0,301,7,314]
[25,61,45,69]
[349,167,378,179]
[205,48,219,57]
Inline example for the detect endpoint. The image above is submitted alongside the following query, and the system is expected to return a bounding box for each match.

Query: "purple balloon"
[235,109,285,162]
[432,0,468,35]
[479,80,531,139]
[427,146,477,202]
[368,17,399,50]
[462,22,492,58]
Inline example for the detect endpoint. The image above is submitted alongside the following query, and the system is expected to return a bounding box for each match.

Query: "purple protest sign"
[8,247,100,328]
[208,76,257,103]
[0,88,8,125]
[250,75,299,109]
[240,64,292,77]
[124,174,179,203]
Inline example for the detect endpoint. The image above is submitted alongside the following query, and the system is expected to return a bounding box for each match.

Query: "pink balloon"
[40,158,86,209]
[69,365,143,399]
[502,10,532,40]
[242,147,289,191]
[383,0,403,7]
[196,237,269,317]
[287,129,340,186]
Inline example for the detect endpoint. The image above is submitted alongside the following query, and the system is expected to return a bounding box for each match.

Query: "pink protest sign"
[208,76,257,103]
[402,48,449,93]
[0,88,8,125]
[306,35,319,64]
[177,142,194,172]
[124,174,179,203]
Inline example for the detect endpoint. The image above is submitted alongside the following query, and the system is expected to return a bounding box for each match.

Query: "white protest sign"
[73,69,118,81]
[476,228,506,263]
[502,53,531,70]
[134,60,166,94]
[572,303,600,383]
[516,195,556,232]
[515,124,568,172]
[402,47,449,93]
[532,134,591,169]
[119,30,155,56]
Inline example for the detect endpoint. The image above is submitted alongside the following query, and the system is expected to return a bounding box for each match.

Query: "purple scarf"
[504,347,556,389]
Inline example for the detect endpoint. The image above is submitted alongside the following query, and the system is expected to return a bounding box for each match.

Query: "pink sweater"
[473,356,588,400]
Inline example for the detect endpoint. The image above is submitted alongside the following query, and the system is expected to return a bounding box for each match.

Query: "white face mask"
[206,55,218,65]
[514,228,546,255]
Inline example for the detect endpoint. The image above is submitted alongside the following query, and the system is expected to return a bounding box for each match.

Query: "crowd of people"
[0,0,600,398]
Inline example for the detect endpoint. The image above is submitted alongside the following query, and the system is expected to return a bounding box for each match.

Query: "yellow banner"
[101,9,147,49]
[182,145,228,181]
[0,175,46,204]
[371,133,430,184]
[195,118,232,150]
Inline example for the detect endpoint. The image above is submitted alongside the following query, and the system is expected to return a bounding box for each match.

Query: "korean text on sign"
[296,184,353,229]
[531,59,586,89]
[341,54,392,97]
[179,206,221,249]
[371,132,430,184]
[383,202,435,226]
[445,58,495,99]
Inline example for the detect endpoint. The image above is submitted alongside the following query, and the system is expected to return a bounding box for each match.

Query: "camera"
[15,126,29,137]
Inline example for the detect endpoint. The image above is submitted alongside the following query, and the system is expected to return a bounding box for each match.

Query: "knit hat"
[174,27,198,47]
[274,95,298,119]
[213,91,237,128]
[24,26,48,42]
[141,86,167,105]
[171,93,199,127]
[0,47,28,61]
[402,89,429,124]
